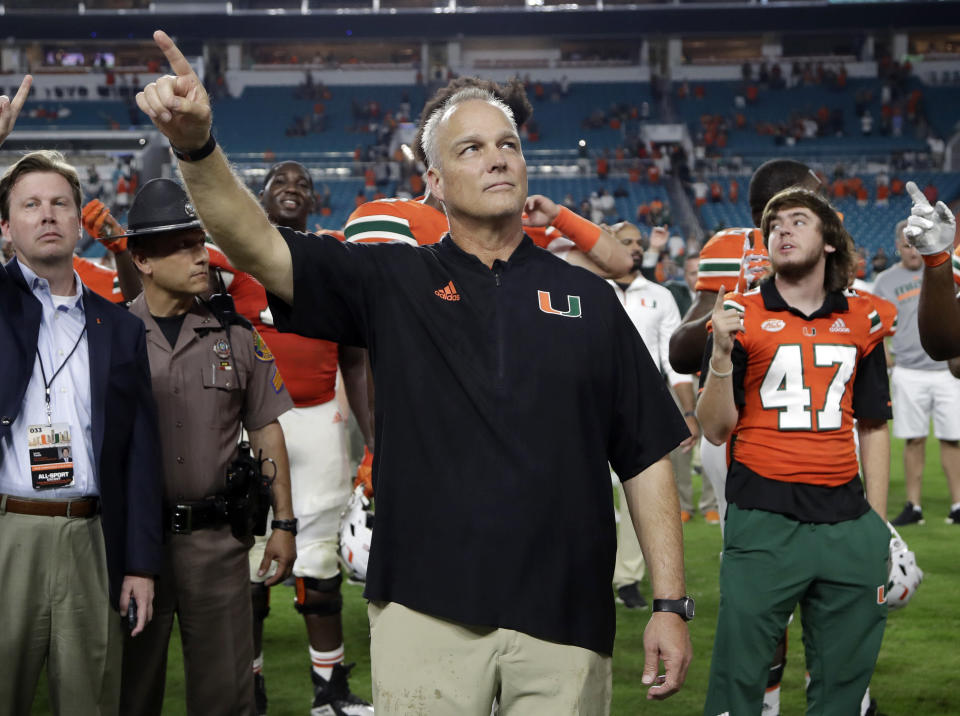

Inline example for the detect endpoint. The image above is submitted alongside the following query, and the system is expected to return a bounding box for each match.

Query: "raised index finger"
[153,30,195,79]
[713,285,726,310]
[9,75,33,115]
[905,181,930,209]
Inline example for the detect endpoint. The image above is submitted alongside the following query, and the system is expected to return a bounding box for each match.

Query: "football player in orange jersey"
[211,161,374,716]
[698,188,891,716]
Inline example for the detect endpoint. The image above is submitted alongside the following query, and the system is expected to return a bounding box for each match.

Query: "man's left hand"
[522,194,560,228]
[120,575,155,637]
[260,529,296,587]
[641,611,692,700]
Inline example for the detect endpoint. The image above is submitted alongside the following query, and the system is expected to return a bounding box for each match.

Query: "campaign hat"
[121,178,203,238]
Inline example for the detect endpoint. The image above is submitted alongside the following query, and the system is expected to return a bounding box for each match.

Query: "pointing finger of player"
[713,285,726,312]
[906,181,932,213]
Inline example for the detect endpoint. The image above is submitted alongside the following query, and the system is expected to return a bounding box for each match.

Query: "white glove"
[903,181,956,256]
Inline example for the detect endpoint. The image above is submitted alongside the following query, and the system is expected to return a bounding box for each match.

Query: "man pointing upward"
[137,31,693,714]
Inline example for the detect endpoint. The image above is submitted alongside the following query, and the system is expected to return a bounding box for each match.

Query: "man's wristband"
[709,358,733,378]
[551,206,602,253]
[271,518,298,536]
[171,134,217,162]
[922,251,951,268]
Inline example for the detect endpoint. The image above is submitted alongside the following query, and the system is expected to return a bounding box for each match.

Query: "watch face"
[683,597,696,620]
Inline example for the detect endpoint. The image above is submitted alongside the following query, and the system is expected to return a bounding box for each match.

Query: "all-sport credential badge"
[538,290,582,318]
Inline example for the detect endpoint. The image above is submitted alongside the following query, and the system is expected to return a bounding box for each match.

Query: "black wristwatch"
[652,596,695,621]
[271,518,298,536]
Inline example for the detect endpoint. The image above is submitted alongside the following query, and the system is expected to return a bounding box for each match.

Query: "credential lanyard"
[35,325,88,426]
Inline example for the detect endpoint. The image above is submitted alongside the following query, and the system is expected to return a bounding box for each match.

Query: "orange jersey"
[726,286,888,487]
[857,288,898,337]
[343,197,448,246]
[206,242,339,407]
[74,255,123,303]
[343,196,570,251]
[696,227,769,294]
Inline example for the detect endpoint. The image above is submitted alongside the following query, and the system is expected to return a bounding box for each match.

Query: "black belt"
[164,500,227,534]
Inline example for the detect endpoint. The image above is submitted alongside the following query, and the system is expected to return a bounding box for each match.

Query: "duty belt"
[164,500,227,534]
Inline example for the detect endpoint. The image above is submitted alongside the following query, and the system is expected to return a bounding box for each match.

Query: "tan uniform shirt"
[129,296,293,504]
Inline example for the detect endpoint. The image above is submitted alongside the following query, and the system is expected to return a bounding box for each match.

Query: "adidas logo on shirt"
[434,281,460,301]
[829,318,851,333]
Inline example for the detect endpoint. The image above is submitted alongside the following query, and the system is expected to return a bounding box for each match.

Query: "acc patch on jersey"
[761,319,785,332]
[252,330,275,362]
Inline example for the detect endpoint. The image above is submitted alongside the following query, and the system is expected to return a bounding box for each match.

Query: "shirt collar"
[17,258,85,313]
[437,233,537,269]
[759,278,848,319]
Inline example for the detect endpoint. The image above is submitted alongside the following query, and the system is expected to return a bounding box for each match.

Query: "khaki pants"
[368,601,612,716]
[613,480,644,588]
[0,511,123,716]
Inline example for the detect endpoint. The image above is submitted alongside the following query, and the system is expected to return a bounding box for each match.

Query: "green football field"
[31,436,958,714]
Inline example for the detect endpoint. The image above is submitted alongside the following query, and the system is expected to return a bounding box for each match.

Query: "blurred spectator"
[871,248,889,276]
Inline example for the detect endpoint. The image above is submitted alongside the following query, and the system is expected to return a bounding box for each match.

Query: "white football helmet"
[339,485,374,582]
[886,523,923,610]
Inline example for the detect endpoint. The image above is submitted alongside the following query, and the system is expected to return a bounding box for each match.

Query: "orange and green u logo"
[538,290,582,318]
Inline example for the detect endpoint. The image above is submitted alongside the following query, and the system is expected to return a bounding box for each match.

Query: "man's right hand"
[0,75,33,146]
[904,181,956,257]
[649,225,669,252]
[710,285,742,357]
[136,31,212,152]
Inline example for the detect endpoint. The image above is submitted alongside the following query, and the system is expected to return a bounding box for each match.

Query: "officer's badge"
[253,330,274,362]
[212,338,231,359]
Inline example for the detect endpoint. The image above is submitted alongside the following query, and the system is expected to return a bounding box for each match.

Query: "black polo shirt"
[268,228,689,655]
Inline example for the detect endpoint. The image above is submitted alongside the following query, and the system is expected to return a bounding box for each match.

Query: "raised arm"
[136,31,294,303]
[523,194,633,277]
[904,181,960,359]
[695,289,741,445]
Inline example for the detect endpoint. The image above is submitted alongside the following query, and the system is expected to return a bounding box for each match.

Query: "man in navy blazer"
[0,80,164,716]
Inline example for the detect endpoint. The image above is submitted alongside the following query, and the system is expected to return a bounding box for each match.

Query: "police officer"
[118,178,296,716]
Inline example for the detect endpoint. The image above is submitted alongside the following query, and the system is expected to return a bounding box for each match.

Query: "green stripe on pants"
[704,503,890,716]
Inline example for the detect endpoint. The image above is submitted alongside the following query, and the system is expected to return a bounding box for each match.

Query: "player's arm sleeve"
[608,300,690,481]
[852,344,892,422]
[695,234,741,293]
[240,329,296,432]
[265,226,370,347]
[698,333,747,406]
